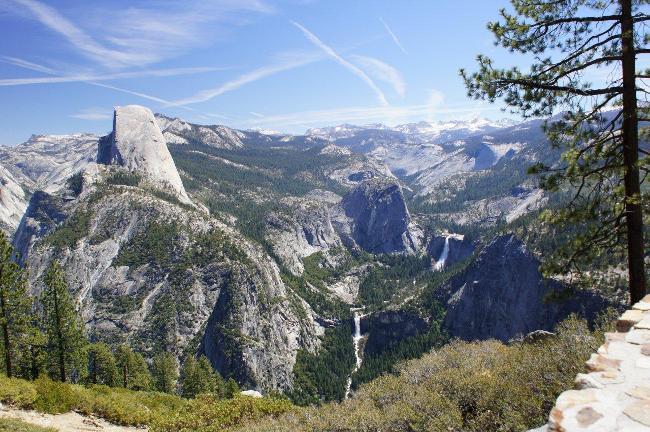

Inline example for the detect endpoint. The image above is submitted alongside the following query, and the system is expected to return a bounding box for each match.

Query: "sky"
[0,0,529,145]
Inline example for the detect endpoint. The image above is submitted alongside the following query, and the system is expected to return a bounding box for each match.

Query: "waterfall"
[433,235,451,271]
[345,309,364,398]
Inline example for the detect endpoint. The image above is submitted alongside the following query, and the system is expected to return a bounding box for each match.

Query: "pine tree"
[0,232,33,378]
[41,260,87,382]
[180,355,223,398]
[114,344,152,391]
[461,0,649,303]
[21,324,46,380]
[151,352,178,393]
[224,377,240,399]
[87,343,118,386]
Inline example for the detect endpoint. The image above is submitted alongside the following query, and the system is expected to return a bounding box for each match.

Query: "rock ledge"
[542,294,650,431]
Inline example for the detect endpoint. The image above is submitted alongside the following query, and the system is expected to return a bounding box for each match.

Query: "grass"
[0,313,615,432]
[0,375,292,431]
[233,314,614,432]
[0,418,56,432]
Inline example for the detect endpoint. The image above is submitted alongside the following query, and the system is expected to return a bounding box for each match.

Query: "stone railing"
[545,294,650,431]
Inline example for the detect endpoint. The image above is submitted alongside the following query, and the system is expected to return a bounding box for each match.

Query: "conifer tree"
[461,0,650,303]
[41,260,86,382]
[114,344,152,391]
[21,324,46,380]
[180,355,223,398]
[224,377,240,399]
[151,352,178,394]
[0,232,33,378]
[87,343,118,386]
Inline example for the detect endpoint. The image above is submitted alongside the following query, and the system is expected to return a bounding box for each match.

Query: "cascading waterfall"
[345,308,364,398]
[433,235,451,271]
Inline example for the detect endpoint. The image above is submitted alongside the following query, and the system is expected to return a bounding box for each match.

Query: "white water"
[433,235,450,271]
[345,309,365,398]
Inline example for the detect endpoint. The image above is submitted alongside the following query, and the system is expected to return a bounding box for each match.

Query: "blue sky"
[0,0,524,145]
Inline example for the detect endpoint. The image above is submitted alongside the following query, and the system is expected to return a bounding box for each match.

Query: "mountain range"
[0,105,606,397]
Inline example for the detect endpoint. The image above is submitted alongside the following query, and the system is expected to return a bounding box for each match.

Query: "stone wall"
[545,294,650,431]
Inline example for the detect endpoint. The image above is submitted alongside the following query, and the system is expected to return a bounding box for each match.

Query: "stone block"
[618,309,645,332]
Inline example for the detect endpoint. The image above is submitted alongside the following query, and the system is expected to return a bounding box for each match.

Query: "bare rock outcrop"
[335,178,420,254]
[438,235,607,342]
[98,105,190,203]
[539,295,650,431]
[0,163,27,234]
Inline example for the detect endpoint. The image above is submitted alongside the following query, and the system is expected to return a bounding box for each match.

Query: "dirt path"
[0,403,145,432]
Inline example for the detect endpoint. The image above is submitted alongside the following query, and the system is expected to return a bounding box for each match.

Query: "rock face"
[438,235,607,342]
[266,191,343,275]
[361,311,429,357]
[0,163,27,234]
[21,185,321,391]
[336,179,419,253]
[155,113,246,149]
[12,191,67,261]
[0,134,98,194]
[98,106,190,202]
[427,233,474,269]
[14,107,324,392]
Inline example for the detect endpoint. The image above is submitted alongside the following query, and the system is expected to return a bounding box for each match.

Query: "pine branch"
[531,15,622,29]
[547,56,622,84]
[493,78,622,95]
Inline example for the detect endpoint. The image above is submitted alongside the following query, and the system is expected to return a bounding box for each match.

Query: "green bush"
[0,374,37,408]
[150,394,294,432]
[105,171,142,187]
[0,373,291,430]
[235,315,608,432]
[32,377,91,414]
[0,418,56,432]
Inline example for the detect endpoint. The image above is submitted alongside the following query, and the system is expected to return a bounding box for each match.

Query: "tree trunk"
[0,265,11,377]
[620,0,647,304]
[53,289,66,382]
[91,352,97,385]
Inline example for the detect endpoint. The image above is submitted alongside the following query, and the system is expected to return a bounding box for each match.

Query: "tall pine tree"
[114,344,152,391]
[151,352,178,394]
[87,343,118,386]
[180,355,223,398]
[41,260,87,382]
[0,232,33,378]
[461,0,650,303]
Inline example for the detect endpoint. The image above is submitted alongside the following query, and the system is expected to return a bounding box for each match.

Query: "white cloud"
[6,0,273,69]
[9,0,147,68]
[89,82,177,106]
[2,55,190,109]
[291,21,389,107]
[168,52,321,106]
[70,107,112,121]
[379,17,407,55]
[351,55,405,97]
[0,61,228,86]
[0,56,57,74]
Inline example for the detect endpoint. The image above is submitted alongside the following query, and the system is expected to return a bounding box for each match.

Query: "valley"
[0,105,614,402]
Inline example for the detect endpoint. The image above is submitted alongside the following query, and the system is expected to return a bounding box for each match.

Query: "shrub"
[31,377,91,414]
[0,418,56,432]
[234,314,608,432]
[150,394,294,432]
[0,374,37,408]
